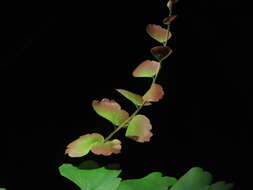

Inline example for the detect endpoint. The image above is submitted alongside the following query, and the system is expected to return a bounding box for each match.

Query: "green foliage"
[60,0,234,188]
[64,0,178,158]
[170,167,233,190]
[59,164,121,190]
[59,164,176,190]
[59,165,233,190]
[0,188,6,190]
[170,167,212,190]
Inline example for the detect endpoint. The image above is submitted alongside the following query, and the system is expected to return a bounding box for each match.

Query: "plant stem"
[104,3,173,142]
[104,60,162,142]
[164,3,173,47]
[104,103,144,141]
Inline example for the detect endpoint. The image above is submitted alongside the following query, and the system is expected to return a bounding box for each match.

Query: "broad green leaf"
[170,167,213,190]
[163,15,177,25]
[78,160,100,170]
[116,172,177,190]
[206,181,233,190]
[151,46,172,61]
[126,115,153,142]
[146,24,172,43]
[0,188,6,190]
[65,133,104,157]
[116,89,151,106]
[59,165,233,190]
[132,60,160,78]
[59,164,121,190]
[92,98,129,126]
[91,139,122,156]
[143,83,164,102]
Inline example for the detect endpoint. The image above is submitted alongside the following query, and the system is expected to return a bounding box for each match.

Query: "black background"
[3,0,252,189]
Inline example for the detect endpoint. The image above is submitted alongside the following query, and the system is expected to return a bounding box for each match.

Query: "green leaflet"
[65,133,104,157]
[0,188,6,190]
[92,99,129,126]
[170,167,233,190]
[146,24,171,43]
[59,164,121,190]
[132,60,160,78]
[116,89,144,106]
[59,164,176,190]
[65,133,122,157]
[170,167,212,190]
[125,115,153,143]
[116,89,151,106]
[143,83,164,102]
[59,165,233,190]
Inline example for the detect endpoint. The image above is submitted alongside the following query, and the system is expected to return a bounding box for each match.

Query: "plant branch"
[104,3,173,142]
[104,59,163,142]
[164,2,173,47]
[104,103,144,141]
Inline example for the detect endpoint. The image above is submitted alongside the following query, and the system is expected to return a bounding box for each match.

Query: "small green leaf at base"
[59,164,122,190]
[59,165,234,190]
